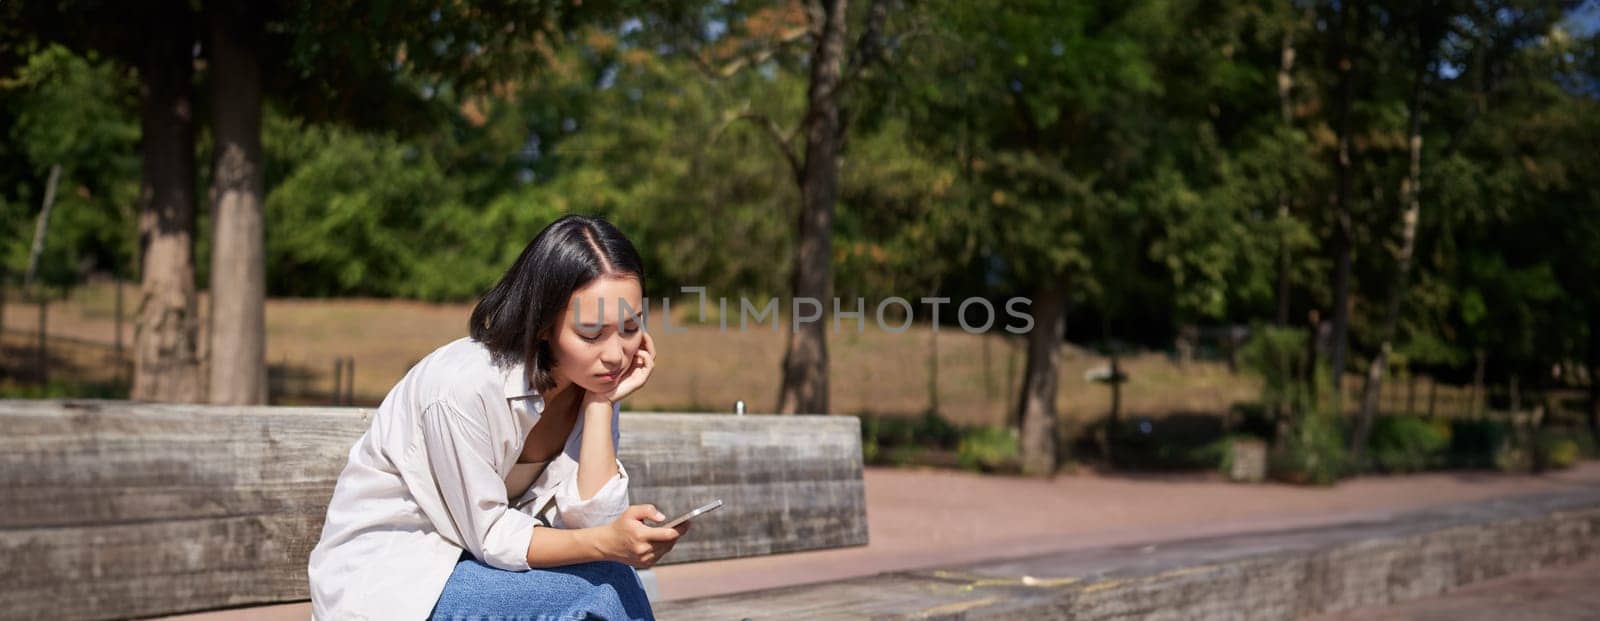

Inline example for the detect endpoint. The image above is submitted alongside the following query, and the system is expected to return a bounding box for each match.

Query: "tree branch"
[711,107,803,181]
[687,25,812,81]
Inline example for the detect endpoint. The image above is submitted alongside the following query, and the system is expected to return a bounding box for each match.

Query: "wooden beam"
[0,400,867,619]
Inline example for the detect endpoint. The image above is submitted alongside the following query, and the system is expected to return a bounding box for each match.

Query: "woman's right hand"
[592,504,687,568]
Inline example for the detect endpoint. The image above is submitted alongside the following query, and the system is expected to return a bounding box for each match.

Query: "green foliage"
[860,411,1018,471]
[1534,429,1581,471]
[5,2,1600,468]
[0,43,139,285]
[957,426,1021,473]
[1238,326,1316,417]
[1269,409,1349,486]
[1447,418,1515,470]
[1367,416,1451,473]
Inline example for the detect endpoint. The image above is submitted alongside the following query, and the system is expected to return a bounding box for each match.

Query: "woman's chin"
[570,380,607,396]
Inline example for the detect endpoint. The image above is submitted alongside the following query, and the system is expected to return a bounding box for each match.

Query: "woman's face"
[547,275,645,396]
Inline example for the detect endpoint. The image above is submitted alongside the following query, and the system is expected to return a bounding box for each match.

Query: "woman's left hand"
[594,330,655,404]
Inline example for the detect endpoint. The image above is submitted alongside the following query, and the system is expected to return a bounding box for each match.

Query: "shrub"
[915,409,963,450]
[957,426,1020,473]
[1368,416,1451,473]
[1237,326,1312,418]
[887,445,924,467]
[1270,410,1348,485]
[1448,418,1514,469]
[1535,428,1582,471]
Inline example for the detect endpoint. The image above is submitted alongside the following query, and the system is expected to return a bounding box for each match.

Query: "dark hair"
[469,215,646,393]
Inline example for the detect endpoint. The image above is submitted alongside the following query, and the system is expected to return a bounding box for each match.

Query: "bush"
[1447,418,1515,469]
[860,411,964,466]
[1270,410,1348,485]
[1237,326,1313,418]
[915,409,962,450]
[957,426,1020,473]
[1103,414,1232,470]
[886,445,924,467]
[1535,428,1582,471]
[1368,416,1451,473]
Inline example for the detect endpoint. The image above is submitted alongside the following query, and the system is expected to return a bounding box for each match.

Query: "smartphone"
[656,499,723,528]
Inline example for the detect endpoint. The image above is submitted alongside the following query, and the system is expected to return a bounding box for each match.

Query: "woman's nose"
[601,336,626,368]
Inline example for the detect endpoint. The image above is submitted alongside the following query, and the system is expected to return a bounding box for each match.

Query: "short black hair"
[469,214,646,393]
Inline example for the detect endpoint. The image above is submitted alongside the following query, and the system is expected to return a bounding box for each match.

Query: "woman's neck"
[542,373,584,405]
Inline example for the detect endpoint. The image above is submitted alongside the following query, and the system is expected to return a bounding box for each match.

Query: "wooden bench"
[0,400,868,619]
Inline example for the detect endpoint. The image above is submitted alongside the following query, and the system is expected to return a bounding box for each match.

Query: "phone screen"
[660,499,723,528]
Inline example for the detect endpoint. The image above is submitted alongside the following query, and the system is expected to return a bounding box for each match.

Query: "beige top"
[307,336,630,621]
[506,459,551,501]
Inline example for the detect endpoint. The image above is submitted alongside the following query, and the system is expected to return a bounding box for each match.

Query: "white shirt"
[308,336,630,620]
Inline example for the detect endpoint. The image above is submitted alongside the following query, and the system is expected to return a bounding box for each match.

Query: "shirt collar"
[499,356,544,418]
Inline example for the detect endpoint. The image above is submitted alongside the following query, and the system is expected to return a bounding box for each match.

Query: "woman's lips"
[597,373,617,383]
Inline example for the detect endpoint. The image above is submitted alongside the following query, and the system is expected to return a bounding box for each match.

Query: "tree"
[206,3,268,404]
[1351,1,1451,462]
[132,1,206,401]
[1326,0,1365,412]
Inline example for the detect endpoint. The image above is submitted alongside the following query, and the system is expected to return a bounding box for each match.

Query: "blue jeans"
[429,551,655,621]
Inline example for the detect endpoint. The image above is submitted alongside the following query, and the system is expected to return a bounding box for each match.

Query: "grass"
[6,279,1480,430]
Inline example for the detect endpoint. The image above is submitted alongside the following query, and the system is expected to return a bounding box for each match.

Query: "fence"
[1,328,357,406]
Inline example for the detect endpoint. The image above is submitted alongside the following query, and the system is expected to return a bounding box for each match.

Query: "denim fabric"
[428,551,654,621]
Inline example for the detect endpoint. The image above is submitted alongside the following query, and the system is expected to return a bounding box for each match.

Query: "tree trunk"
[927,321,940,415]
[777,0,848,415]
[206,6,268,405]
[1106,348,1121,465]
[1471,349,1486,417]
[1327,0,1361,412]
[1019,283,1069,477]
[132,4,203,403]
[1588,307,1599,446]
[1100,314,1120,465]
[1353,30,1429,461]
[1406,369,1417,415]
[1509,374,1520,415]
[1304,309,1321,402]
[1274,20,1297,327]
[24,165,63,290]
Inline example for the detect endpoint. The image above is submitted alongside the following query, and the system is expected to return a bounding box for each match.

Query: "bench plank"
[0,400,867,620]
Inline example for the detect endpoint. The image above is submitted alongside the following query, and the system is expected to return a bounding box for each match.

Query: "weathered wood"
[657,488,1600,620]
[0,400,867,620]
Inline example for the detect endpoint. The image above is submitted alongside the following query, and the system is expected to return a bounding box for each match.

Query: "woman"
[308,215,682,620]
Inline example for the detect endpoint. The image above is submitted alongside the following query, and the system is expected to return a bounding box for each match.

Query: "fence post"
[332,358,344,405]
[345,357,355,405]
[114,278,124,359]
[36,295,48,384]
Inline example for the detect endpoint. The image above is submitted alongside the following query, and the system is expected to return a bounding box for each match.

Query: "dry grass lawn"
[5,280,1282,427]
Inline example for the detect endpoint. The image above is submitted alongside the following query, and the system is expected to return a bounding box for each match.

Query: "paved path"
[654,461,1600,601]
[160,461,1600,619]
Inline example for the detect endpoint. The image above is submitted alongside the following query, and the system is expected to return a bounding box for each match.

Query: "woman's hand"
[595,330,655,404]
[591,504,688,568]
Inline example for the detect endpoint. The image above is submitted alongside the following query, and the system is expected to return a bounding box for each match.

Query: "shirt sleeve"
[419,399,537,572]
[552,401,630,528]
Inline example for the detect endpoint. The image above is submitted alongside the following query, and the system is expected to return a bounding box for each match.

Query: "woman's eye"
[579,332,601,341]
[622,325,640,335]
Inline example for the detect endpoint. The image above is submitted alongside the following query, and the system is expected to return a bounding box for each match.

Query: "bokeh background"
[3,0,1598,481]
